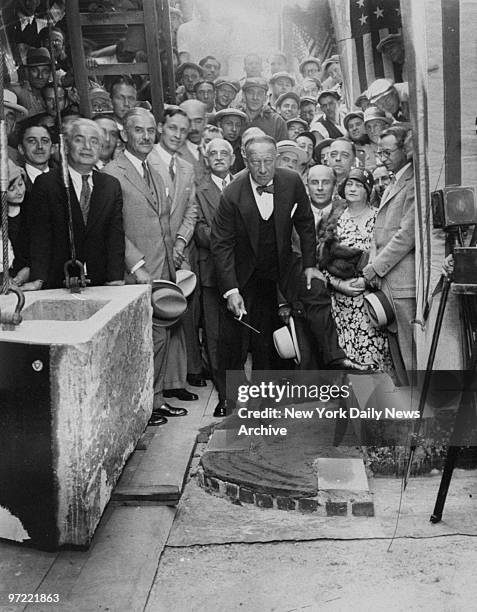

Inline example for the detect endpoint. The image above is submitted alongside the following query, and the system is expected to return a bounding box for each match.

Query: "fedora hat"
[3,90,28,117]
[24,47,51,67]
[151,280,187,327]
[363,106,392,126]
[273,316,301,365]
[175,268,197,298]
[277,139,308,165]
[364,290,397,333]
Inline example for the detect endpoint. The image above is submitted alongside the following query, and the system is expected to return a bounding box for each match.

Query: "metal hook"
[0,285,25,330]
[64,259,90,293]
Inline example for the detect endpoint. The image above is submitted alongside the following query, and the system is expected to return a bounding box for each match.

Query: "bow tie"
[256,184,274,195]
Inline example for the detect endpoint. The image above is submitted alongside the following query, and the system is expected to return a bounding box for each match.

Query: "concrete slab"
[0,285,153,549]
[316,458,369,492]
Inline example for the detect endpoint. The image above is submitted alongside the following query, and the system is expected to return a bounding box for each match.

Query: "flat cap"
[343,110,364,130]
[317,89,341,103]
[176,62,203,79]
[299,56,321,74]
[214,77,241,93]
[276,91,300,107]
[215,108,247,122]
[376,33,403,53]
[363,106,392,125]
[269,71,296,86]
[300,96,317,106]
[286,117,308,129]
[242,77,269,92]
[322,54,340,74]
[367,78,395,104]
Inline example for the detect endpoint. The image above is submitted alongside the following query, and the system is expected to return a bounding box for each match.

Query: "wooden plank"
[27,506,175,612]
[160,0,177,103]
[66,0,92,118]
[128,383,213,493]
[80,11,145,26]
[111,484,179,503]
[87,62,149,76]
[143,0,164,120]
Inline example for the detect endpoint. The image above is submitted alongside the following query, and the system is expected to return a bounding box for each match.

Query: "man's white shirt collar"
[68,165,93,202]
[153,143,175,169]
[249,175,274,220]
[211,173,231,191]
[25,162,48,184]
[124,149,146,177]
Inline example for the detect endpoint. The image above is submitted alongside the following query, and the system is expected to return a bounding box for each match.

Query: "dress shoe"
[186,373,207,387]
[148,413,168,426]
[153,402,188,417]
[213,399,235,418]
[329,358,376,372]
[163,388,198,401]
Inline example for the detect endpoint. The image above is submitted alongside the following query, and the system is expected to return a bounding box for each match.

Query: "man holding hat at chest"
[103,107,192,426]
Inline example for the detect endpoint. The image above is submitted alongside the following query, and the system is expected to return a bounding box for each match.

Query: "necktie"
[256,184,274,196]
[169,156,175,182]
[222,178,228,191]
[79,175,91,224]
[142,161,151,189]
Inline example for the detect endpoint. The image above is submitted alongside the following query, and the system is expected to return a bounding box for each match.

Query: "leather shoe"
[163,388,198,401]
[213,399,235,418]
[186,374,207,387]
[153,402,188,417]
[329,358,376,372]
[148,413,168,426]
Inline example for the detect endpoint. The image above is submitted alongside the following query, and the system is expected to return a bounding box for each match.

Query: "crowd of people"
[2,1,417,422]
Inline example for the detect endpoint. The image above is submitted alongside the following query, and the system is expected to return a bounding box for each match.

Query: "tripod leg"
[430,445,459,523]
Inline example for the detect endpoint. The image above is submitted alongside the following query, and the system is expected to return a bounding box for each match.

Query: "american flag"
[329,0,402,107]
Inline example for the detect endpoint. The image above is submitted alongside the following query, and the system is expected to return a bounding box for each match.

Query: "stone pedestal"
[0,286,153,550]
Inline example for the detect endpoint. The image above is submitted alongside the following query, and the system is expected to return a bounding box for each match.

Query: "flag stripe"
[354,36,368,92]
[370,22,384,78]
[442,0,461,185]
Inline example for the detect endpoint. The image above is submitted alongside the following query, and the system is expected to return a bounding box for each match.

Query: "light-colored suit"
[148,146,202,376]
[370,163,416,371]
[102,152,187,393]
[178,143,208,184]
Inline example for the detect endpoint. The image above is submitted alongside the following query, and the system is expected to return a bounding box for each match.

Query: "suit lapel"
[380,165,412,210]
[271,173,286,256]
[117,153,158,212]
[238,174,260,256]
[201,176,221,226]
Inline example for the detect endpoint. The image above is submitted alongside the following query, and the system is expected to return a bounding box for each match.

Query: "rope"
[0,50,10,294]
[46,1,78,275]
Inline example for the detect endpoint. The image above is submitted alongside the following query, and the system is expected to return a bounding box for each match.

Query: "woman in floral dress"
[324,168,391,371]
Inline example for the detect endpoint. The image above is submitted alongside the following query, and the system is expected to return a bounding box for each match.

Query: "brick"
[298,498,319,513]
[352,501,375,517]
[255,493,273,508]
[239,487,255,504]
[326,501,348,516]
[226,482,239,499]
[276,496,296,511]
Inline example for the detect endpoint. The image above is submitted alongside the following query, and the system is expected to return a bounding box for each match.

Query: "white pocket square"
[290,203,298,218]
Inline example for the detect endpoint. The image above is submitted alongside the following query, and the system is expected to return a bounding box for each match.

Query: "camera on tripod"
[432,186,477,285]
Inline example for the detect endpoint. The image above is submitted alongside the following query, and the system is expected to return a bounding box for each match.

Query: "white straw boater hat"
[273,316,301,365]
[175,268,196,298]
[364,289,397,333]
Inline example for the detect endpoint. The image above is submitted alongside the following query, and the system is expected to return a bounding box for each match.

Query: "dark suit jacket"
[210,167,316,299]
[29,168,125,289]
[194,172,233,287]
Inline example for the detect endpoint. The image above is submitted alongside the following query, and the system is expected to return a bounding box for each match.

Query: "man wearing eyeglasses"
[363,124,416,374]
